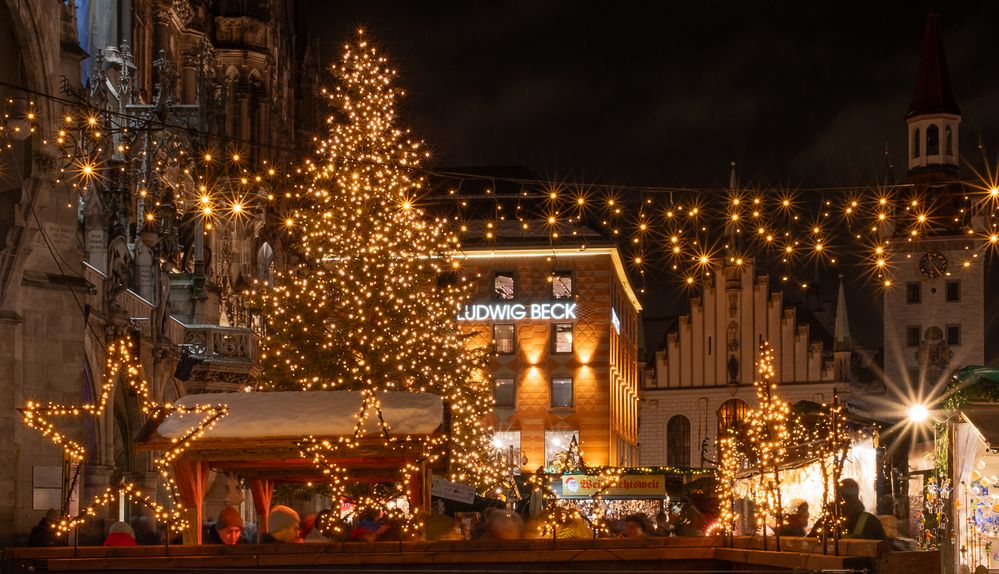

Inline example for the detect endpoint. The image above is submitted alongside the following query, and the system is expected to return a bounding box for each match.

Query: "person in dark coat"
[839,478,888,541]
[206,506,244,545]
[27,509,65,547]
[778,499,809,537]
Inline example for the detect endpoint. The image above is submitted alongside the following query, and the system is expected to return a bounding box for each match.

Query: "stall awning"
[960,404,999,450]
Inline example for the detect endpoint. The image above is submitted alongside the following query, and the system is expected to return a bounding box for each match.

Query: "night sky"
[300,2,999,188]
[297,1,999,352]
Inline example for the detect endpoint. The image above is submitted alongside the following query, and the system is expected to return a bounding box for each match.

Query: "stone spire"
[833,275,852,352]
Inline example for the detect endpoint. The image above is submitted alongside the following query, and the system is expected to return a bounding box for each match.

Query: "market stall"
[135,390,447,543]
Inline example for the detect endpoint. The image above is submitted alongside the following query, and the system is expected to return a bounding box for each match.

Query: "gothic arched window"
[666,415,691,467]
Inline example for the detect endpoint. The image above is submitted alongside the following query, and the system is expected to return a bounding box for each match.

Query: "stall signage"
[457,302,576,322]
[431,478,476,504]
[559,474,667,498]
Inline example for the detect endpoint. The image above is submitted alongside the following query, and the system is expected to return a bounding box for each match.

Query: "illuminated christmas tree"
[250,32,499,502]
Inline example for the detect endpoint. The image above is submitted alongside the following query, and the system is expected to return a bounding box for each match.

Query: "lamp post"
[907,403,956,574]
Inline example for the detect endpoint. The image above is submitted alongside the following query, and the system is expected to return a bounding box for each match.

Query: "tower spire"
[833,275,852,352]
[907,11,960,119]
[905,10,961,180]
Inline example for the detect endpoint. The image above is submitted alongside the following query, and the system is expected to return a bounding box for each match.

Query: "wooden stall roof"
[134,390,446,482]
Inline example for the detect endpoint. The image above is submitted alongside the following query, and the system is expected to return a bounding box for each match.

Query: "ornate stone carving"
[171,0,194,27]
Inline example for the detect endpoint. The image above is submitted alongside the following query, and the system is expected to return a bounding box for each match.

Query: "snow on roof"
[157,390,443,440]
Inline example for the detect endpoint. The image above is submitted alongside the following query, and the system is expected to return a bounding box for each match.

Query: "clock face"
[919,251,948,278]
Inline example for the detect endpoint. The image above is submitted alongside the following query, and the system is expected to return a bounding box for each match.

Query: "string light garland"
[2,83,998,299]
[19,335,228,535]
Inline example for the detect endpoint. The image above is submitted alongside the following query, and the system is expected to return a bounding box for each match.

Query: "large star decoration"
[20,336,228,534]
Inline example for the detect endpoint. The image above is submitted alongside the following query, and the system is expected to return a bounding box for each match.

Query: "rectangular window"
[906,282,921,304]
[544,429,579,469]
[553,324,573,354]
[493,430,522,475]
[551,377,573,408]
[945,280,960,302]
[493,378,516,407]
[906,326,922,347]
[494,272,515,300]
[909,368,922,384]
[552,271,573,299]
[946,324,961,346]
[494,324,515,355]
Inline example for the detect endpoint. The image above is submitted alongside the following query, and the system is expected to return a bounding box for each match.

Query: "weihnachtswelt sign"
[558,474,667,498]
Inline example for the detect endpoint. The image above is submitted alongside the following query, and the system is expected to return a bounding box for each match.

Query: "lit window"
[553,323,573,354]
[550,377,573,408]
[493,430,522,475]
[494,272,515,300]
[906,326,922,347]
[494,324,515,355]
[552,271,573,299]
[494,378,516,407]
[544,429,579,468]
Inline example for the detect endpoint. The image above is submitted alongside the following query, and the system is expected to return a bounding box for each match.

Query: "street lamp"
[908,403,930,424]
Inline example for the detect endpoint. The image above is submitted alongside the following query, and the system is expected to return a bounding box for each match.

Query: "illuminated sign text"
[457,302,577,322]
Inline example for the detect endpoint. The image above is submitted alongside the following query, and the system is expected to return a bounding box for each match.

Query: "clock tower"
[883,11,985,397]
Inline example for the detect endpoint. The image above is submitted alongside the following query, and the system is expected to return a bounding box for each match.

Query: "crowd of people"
[26,478,891,547]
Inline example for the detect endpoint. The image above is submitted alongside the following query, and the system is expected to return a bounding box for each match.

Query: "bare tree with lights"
[249,32,500,525]
[745,340,790,551]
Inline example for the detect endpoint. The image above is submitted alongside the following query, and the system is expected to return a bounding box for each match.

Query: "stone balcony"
[83,263,260,394]
[178,324,261,393]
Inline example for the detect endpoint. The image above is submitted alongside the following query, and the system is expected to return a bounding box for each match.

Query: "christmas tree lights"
[248,31,501,528]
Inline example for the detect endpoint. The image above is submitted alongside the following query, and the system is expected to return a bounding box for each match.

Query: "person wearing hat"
[103,521,138,546]
[262,505,300,543]
[208,506,244,545]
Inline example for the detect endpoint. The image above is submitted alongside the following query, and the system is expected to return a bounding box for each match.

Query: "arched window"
[912,128,921,158]
[945,125,953,156]
[666,415,691,467]
[926,124,940,155]
[717,399,748,435]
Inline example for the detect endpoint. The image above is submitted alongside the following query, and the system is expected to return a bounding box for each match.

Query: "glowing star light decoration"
[247,31,501,533]
[19,336,228,535]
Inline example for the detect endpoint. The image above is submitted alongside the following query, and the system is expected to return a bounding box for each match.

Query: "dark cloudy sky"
[300,1,999,189]
[297,2,999,351]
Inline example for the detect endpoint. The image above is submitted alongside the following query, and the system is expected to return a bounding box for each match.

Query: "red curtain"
[173,460,211,543]
[250,478,273,542]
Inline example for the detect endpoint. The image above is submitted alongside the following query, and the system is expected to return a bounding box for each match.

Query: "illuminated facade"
[456,246,642,471]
